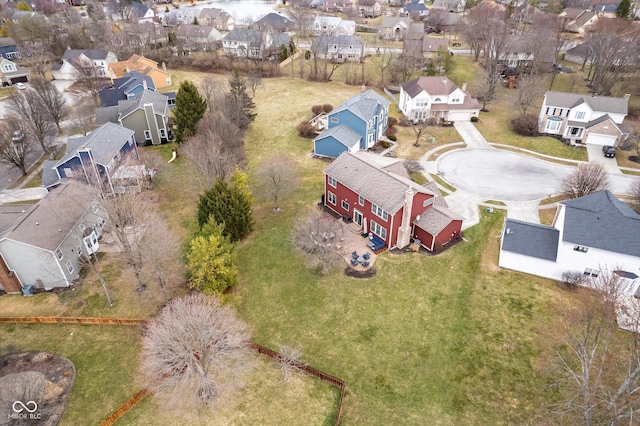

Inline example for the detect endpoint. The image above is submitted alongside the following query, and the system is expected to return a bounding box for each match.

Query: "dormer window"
[575,111,585,119]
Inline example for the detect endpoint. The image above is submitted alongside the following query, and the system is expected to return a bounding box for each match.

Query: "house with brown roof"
[108,54,171,89]
[323,152,462,251]
[359,0,382,17]
[538,91,630,146]
[198,7,235,31]
[121,22,168,47]
[399,76,480,122]
[176,24,222,51]
[403,34,450,61]
[0,181,106,292]
[499,34,556,70]
[559,8,599,34]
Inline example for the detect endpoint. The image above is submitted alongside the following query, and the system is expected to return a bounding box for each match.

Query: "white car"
[15,82,26,90]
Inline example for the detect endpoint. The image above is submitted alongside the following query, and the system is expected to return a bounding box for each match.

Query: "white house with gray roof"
[538,91,630,146]
[0,181,106,292]
[310,35,365,62]
[499,191,640,294]
[399,76,480,123]
[222,28,289,58]
[52,49,118,81]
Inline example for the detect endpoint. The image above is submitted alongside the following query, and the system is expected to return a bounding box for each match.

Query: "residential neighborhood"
[1,0,640,424]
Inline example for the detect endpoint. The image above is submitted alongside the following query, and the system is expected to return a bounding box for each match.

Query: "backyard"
[1,58,639,424]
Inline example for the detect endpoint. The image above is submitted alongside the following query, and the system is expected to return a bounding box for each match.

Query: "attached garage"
[448,110,473,122]
[585,133,617,146]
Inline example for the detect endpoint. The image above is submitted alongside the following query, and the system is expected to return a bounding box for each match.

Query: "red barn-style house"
[323,152,463,251]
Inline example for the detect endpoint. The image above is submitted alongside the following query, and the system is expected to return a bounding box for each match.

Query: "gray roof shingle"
[544,91,629,115]
[560,190,640,257]
[314,124,361,148]
[324,152,434,214]
[56,123,134,167]
[501,218,559,261]
[414,204,463,236]
[401,76,458,98]
[331,89,390,122]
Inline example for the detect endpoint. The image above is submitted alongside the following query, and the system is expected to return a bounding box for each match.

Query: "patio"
[332,219,379,271]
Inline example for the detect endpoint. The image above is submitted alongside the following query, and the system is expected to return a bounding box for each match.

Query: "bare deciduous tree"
[6,90,56,153]
[369,42,395,86]
[554,269,640,425]
[140,213,184,304]
[254,155,299,211]
[0,117,32,176]
[288,0,314,37]
[69,94,97,136]
[292,208,343,274]
[78,251,114,307]
[140,294,252,404]
[29,76,69,131]
[403,159,424,174]
[247,74,262,98]
[199,76,224,111]
[515,74,545,116]
[409,118,434,147]
[277,345,303,383]
[389,56,417,84]
[560,162,611,199]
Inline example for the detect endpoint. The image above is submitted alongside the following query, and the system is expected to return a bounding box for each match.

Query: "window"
[358,195,364,206]
[583,268,599,277]
[55,249,63,260]
[328,191,336,205]
[367,133,374,144]
[575,111,585,120]
[570,127,580,135]
[160,129,167,138]
[371,203,388,221]
[328,176,337,188]
[2,65,12,72]
[66,260,74,274]
[63,168,74,178]
[574,245,588,253]
[545,118,561,132]
[330,117,339,123]
[341,200,349,210]
[144,130,151,140]
[423,198,433,207]
[370,220,387,240]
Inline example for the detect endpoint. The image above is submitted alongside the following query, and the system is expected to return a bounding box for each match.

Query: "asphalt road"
[437,148,637,202]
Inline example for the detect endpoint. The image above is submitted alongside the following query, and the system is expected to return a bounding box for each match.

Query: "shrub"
[311,105,323,115]
[380,140,391,149]
[399,115,412,126]
[560,270,584,291]
[387,134,397,141]
[470,116,478,123]
[511,114,538,136]
[323,104,333,113]
[387,117,398,127]
[297,121,316,138]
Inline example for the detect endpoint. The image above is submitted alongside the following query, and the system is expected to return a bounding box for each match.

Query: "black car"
[602,145,616,158]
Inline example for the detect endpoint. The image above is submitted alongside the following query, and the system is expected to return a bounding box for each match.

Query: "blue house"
[313,89,390,159]
[99,71,156,107]
[49,123,138,195]
[0,37,21,60]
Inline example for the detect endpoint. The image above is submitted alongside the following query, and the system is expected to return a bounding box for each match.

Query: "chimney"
[396,186,415,249]
[143,79,148,91]
[162,61,167,72]
[361,84,366,93]
[624,93,631,100]
[461,82,467,92]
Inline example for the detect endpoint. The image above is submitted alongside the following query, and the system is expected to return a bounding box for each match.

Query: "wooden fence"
[0,318,347,425]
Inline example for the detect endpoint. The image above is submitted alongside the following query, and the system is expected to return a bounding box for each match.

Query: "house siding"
[314,136,353,158]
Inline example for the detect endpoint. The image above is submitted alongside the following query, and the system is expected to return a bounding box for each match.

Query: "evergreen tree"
[616,0,630,17]
[174,81,207,143]
[186,222,237,295]
[197,178,254,242]
[227,70,257,128]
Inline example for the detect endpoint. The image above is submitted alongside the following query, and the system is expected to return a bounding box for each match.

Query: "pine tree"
[616,0,630,17]
[174,81,207,143]
[197,178,254,242]
[227,70,257,128]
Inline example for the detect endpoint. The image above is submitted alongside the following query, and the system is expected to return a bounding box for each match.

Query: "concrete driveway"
[438,148,637,202]
[586,143,622,174]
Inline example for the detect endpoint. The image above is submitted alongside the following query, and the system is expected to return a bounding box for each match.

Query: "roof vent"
[506,228,512,234]
[35,221,39,225]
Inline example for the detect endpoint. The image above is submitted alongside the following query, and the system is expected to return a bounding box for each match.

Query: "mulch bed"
[0,352,75,426]
[344,267,377,279]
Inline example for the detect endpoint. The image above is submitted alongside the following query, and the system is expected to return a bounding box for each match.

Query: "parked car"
[15,82,26,90]
[602,145,616,158]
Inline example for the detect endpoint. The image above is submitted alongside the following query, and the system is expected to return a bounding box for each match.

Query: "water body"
[175,0,282,25]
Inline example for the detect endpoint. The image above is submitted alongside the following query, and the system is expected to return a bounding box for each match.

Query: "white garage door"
[449,111,471,122]
[586,133,617,146]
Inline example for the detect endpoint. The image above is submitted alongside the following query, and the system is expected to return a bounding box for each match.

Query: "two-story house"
[52,49,118,81]
[45,123,138,196]
[0,180,106,292]
[0,57,29,86]
[176,24,222,51]
[108,55,171,90]
[323,152,463,251]
[99,71,156,107]
[310,35,365,62]
[0,37,22,60]
[538,91,629,146]
[399,76,480,123]
[312,16,355,36]
[198,7,235,31]
[380,17,412,41]
[96,90,171,146]
[222,28,289,59]
[314,89,390,158]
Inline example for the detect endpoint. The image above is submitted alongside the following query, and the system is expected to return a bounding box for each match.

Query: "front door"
[353,210,362,227]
